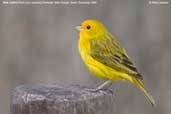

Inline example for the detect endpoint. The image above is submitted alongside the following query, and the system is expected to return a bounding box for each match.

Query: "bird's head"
[75,20,107,39]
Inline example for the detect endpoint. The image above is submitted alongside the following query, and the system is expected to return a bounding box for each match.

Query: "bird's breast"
[79,38,91,63]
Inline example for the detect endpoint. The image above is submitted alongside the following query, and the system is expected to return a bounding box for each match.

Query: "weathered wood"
[11,85,114,114]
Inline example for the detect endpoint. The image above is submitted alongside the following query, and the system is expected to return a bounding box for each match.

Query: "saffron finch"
[76,20,155,106]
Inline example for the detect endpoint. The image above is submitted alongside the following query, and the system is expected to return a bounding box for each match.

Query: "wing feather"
[90,33,143,80]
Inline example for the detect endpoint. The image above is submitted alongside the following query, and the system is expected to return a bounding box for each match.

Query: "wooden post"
[11,85,114,114]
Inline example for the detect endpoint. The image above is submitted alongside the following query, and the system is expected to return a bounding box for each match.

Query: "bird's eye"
[86,25,91,30]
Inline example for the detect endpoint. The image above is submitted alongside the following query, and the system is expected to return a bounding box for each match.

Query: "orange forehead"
[81,20,101,27]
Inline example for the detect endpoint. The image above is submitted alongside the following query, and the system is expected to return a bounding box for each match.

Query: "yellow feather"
[133,78,155,106]
[77,20,155,106]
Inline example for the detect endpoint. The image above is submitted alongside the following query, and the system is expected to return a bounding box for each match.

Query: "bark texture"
[11,85,114,114]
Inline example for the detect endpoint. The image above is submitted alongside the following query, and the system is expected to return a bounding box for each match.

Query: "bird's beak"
[75,26,84,32]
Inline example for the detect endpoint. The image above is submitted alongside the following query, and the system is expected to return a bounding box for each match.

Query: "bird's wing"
[90,33,143,80]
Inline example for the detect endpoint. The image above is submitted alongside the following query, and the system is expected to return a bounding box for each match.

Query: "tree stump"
[11,85,114,114]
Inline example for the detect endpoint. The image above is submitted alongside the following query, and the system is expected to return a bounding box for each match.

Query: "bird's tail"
[133,78,155,106]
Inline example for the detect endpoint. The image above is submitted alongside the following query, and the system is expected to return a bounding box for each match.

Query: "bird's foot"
[85,88,100,92]
[85,88,113,94]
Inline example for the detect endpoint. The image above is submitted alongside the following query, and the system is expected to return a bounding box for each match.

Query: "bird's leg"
[86,80,113,92]
[96,80,113,90]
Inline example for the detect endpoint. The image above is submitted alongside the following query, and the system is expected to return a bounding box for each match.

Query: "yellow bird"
[75,20,155,106]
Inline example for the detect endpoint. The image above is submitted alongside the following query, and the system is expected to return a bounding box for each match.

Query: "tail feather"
[134,79,155,106]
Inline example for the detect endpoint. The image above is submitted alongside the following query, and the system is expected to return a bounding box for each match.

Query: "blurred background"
[0,0,171,113]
